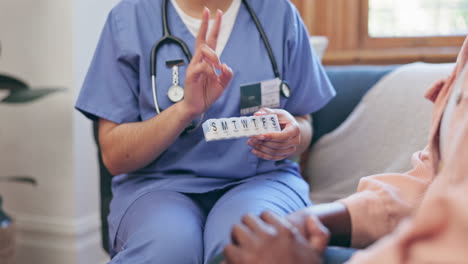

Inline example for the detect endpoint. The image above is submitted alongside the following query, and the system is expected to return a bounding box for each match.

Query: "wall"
[0,0,117,263]
[72,0,119,263]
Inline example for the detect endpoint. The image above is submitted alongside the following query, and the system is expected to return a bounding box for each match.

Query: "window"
[292,0,467,65]
[369,0,468,37]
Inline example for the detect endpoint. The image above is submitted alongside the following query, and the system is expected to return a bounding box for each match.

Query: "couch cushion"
[307,62,455,203]
[313,66,396,143]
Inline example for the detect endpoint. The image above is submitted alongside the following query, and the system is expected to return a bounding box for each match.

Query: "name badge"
[240,78,281,115]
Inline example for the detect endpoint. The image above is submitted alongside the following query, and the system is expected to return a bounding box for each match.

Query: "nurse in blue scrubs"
[76,0,335,263]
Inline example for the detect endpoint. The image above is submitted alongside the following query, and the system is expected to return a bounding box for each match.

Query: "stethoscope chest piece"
[280,81,291,98]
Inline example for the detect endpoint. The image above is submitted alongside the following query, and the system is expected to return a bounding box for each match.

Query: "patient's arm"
[347,97,468,263]
[290,146,435,249]
[341,146,434,248]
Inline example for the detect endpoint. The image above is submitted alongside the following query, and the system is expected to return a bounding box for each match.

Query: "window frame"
[360,0,466,50]
[292,0,466,65]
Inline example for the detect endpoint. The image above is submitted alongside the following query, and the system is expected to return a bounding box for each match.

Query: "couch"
[94,63,454,253]
[305,63,453,203]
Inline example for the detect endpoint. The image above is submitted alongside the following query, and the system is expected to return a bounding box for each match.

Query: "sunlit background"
[0,1,466,264]
[369,0,468,37]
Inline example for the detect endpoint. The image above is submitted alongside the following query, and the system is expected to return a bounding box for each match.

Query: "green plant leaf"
[0,74,28,91]
[1,87,64,103]
[0,176,37,186]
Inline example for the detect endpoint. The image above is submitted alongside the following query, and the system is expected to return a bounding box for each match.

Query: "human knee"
[113,191,206,263]
[113,226,204,264]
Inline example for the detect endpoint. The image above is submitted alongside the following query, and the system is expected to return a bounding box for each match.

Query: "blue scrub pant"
[207,247,356,264]
[109,178,308,264]
[323,247,357,264]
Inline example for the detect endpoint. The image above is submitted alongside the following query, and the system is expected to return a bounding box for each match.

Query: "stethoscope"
[150,0,291,131]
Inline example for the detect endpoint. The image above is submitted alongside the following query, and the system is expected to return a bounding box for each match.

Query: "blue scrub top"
[76,0,335,245]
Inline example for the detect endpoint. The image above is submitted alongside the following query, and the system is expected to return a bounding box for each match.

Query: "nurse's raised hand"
[248,108,312,161]
[182,8,233,116]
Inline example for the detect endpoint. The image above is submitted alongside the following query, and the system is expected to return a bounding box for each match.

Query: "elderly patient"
[222,37,468,264]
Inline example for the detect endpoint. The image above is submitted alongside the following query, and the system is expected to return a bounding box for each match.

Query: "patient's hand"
[287,208,330,254]
[223,212,322,264]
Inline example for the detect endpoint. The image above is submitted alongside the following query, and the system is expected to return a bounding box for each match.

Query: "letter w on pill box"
[203,114,281,141]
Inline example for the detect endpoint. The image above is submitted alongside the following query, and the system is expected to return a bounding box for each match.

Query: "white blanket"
[307,62,454,203]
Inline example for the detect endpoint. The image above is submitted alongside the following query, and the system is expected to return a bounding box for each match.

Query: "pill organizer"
[202,114,281,141]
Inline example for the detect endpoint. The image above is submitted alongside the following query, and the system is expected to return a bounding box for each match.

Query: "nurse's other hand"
[223,212,322,264]
[248,108,300,160]
[183,8,233,116]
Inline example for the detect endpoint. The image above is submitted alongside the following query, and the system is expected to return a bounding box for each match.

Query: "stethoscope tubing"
[150,0,285,131]
[241,0,280,79]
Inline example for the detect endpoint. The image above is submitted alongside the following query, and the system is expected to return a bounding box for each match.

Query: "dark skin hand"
[287,202,352,248]
[223,212,322,264]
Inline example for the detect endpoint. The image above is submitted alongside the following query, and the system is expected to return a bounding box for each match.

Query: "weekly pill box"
[202,114,281,141]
